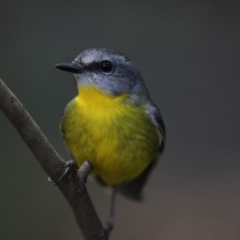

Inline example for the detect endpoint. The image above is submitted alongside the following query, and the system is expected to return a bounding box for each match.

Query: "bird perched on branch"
[55,48,165,233]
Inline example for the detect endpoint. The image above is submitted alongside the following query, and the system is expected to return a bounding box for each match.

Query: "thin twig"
[0,78,104,240]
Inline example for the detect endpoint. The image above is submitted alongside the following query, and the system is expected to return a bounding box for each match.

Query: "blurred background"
[1,1,240,239]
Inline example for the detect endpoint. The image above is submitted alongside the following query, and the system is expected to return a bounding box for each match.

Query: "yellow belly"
[61,86,160,186]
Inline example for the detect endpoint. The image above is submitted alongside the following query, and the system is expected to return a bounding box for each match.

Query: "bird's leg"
[54,159,77,186]
[102,187,118,239]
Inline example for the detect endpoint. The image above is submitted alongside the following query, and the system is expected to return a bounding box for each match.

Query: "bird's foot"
[55,159,77,186]
[103,218,114,233]
[99,219,114,240]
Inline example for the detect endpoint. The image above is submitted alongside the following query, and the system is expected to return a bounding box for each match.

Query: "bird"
[55,48,165,233]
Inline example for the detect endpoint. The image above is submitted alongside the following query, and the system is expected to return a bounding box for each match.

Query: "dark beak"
[55,63,82,73]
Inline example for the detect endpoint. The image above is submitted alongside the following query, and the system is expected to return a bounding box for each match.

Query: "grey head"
[55,48,150,101]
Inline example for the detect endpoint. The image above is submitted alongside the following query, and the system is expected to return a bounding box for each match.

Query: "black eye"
[100,61,112,72]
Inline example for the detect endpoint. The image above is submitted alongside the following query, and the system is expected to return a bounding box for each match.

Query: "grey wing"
[118,104,166,201]
[148,103,166,151]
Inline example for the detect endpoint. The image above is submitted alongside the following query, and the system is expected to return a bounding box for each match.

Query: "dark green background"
[1,1,240,239]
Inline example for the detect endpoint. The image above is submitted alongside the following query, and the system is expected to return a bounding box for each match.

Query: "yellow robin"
[55,48,165,231]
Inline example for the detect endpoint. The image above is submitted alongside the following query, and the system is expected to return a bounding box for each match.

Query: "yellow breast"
[61,85,160,186]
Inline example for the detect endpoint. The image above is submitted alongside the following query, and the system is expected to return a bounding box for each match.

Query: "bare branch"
[0,78,104,240]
